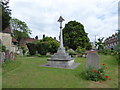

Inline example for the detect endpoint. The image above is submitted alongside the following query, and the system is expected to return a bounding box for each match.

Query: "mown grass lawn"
[2,55,118,88]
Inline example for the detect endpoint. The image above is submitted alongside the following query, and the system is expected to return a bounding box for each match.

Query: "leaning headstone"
[5,51,10,60]
[0,52,5,64]
[3,52,5,60]
[86,50,99,69]
[2,52,5,63]
[0,52,2,64]
[19,49,23,56]
[9,52,14,60]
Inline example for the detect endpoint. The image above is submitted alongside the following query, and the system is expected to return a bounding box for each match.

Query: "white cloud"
[9,0,119,42]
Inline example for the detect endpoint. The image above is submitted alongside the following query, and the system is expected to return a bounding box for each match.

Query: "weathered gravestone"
[0,52,2,64]
[5,51,10,60]
[0,52,5,64]
[2,52,5,62]
[9,52,14,60]
[19,49,23,56]
[86,50,99,69]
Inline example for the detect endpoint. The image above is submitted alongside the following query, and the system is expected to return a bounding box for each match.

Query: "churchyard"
[1,1,120,89]
[2,54,118,88]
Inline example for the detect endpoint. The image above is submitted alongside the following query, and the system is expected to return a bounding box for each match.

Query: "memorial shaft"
[60,22,63,48]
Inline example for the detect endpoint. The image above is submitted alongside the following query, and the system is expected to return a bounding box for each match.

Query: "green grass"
[2,55,118,88]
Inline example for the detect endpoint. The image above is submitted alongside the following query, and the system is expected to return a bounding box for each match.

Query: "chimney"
[35,36,38,40]
[43,34,45,38]
[54,37,56,40]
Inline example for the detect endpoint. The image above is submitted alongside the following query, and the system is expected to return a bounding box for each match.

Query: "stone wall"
[0,32,12,51]
[0,32,18,53]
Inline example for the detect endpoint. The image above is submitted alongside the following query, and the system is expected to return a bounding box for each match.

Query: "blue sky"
[9,0,118,42]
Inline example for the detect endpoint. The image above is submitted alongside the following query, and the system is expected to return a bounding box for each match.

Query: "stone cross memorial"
[42,16,80,69]
[86,50,99,69]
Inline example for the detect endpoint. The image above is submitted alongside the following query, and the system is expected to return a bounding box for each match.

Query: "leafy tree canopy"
[11,18,32,42]
[63,21,91,50]
[95,37,105,50]
[0,0,11,30]
[11,18,32,34]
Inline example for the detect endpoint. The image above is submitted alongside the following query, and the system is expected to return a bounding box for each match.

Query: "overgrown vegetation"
[27,37,59,56]
[83,65,109,81]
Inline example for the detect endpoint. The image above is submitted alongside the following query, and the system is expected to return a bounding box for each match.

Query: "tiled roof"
[3,27,12,33]
[19,38,35,45]
[22,38,35,42]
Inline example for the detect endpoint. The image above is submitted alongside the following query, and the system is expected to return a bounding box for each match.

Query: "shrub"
[76,46,86,56]
[21,46,27,55]
[49,41,59,54]
[34,53,41,57]
[27,43,36,56]
[98,48,111,55]
[83,64,109,81]
[40,37,59,54]
[36,42,49,55]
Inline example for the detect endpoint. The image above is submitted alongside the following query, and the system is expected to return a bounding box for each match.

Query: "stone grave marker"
[19,49,23,56]
[10,52,14,60]
[5,51,10,60]
[2,52,5,63]
[0,52,2,63]
[86,50,99,69]
[0,52,5,64]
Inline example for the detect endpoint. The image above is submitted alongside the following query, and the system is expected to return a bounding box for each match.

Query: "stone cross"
[57,16,64,48]
[86,50,99,69]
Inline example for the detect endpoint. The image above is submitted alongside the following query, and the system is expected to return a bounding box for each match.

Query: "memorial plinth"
[47,47,76,68]
[41,16,80,69]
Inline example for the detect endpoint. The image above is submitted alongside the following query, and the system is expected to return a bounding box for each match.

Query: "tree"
[10,18,32,42]
[13,30,29,42]
[0,0,11,31]
[95,37,105,50]
[11,18,31,34]
[63,21,91,50]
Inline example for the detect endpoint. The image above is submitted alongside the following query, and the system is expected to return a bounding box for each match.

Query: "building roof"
[22,38,35,42]
[3,27,12,33]
[19,38,35,45]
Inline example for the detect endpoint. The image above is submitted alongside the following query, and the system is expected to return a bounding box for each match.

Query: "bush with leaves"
[26,43,36,56]
[36,42,50,55]
[40,37,59,54]
[83,64,109,81]
[98,48,111,55]
[76,46,86,57]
